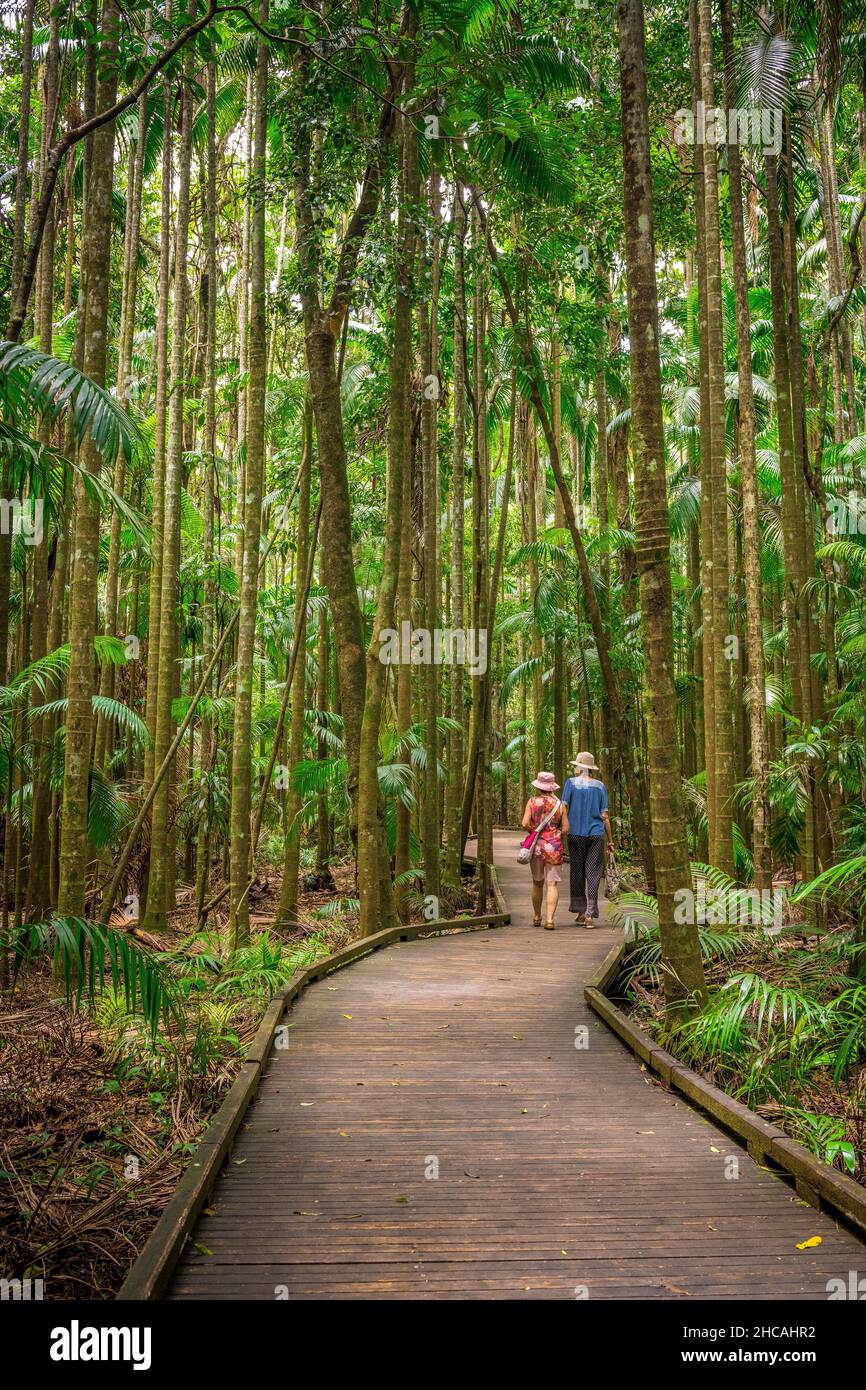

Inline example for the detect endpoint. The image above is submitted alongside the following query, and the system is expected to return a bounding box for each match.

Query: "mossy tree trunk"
[57,0,120,919]
[617,0,706,1014]
[228,1,268,950]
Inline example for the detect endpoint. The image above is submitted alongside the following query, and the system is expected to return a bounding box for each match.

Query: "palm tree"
[616,0,706,1015]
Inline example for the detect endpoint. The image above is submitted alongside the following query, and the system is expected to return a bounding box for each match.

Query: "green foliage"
[0,340,147,465]
[10,917,179,1036]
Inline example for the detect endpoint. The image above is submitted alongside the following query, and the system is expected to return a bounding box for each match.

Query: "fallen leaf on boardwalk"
[338,1130,351,1138]
[194,1244,214,1257]
[395,1195,408,1204]
[203,1208,217,1217]
[232,1158,246,1166]
[561,1249,568,1256]
[300,1102,314,1107]
[662,1281,690,1295]
[512,1034,523,1040]
[464,1169,480,1179]
[521,1108,528,1114]
[293,1210,320,1217]
[796,1236,822,1250]
[342,1014,353,1019]
[710,1146,720,1153]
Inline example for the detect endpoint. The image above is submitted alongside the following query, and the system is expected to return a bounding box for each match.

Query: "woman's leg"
[569,834,589,911]
[569,836,588,915]
[531,879,544,923]
[546,880,559,923]
[585,836,606,918]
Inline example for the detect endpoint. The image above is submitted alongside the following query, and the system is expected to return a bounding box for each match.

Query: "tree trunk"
[57,0,120,918]
[276,403,313,928]
[443,186,468,888]
[720,0,771,888]
[420,170,442,908]
[617,0,706,1014]
[142,56,194,931]
[697,0,734,876]
[228,3,268,949]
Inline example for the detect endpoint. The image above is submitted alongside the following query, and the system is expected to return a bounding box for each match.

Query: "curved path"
[169,830,864,1299]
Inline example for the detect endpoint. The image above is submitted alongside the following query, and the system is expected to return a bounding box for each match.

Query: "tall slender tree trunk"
[617,0,706,1014]
[194,53,220,922]
[697,0,734,876]
[228,2,269,950]
[443,186,468,888]
[144,35,175,795]
[94,62,147,774]
[27,14,60,919]
[358,106,417,936]
[142,55,194,931]
[292,20,407,928]
[720,0,771,888]
[57,0,120,918]
[276,403,313,928]
[689,0,715,847]
[0,0,37,705]
[764,150,818,896]
[420,170,442,907]
[315,585,332,880]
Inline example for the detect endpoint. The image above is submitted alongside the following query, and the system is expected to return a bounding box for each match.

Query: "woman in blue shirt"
[561,751,615,928]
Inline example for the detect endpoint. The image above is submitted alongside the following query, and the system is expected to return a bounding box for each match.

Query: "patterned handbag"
[604,849,621,900]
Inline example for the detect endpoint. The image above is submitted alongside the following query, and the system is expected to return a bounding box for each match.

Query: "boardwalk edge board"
[117,874,510,1302]
[585,940,866,1239]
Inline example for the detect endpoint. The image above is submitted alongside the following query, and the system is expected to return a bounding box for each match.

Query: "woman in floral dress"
[520,771,569,930]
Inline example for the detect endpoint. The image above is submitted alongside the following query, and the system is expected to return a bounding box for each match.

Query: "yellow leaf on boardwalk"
[796,1236,822,1250]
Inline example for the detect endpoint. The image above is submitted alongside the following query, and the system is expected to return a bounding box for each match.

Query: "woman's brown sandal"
[544,921,555,930]
[584,915,595,929]
[532,917,542,928]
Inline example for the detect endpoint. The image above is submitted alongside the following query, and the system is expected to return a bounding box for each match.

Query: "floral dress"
[527,794,564,866]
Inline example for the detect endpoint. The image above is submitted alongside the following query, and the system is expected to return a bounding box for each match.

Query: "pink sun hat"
[531,771,559,792]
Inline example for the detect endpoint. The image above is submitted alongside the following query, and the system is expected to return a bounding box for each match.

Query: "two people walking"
[520,752,614,930]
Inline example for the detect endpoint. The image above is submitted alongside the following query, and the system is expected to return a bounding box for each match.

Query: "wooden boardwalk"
[169,830,864,1299]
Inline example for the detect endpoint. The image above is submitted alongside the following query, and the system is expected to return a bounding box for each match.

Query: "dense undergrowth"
[611,866,866,1185]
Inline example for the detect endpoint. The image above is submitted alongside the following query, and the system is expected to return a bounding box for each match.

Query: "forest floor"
[0,862,480,1299]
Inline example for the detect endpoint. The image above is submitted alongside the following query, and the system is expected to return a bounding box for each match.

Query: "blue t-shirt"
[562,776,608,837]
